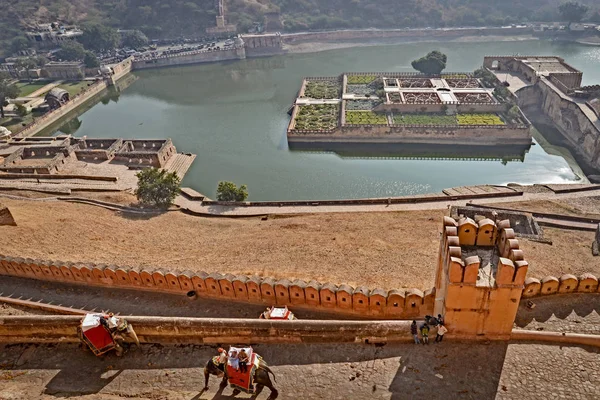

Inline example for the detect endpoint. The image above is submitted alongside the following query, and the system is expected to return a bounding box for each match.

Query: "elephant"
[112,321,140,356]
[204,356,278,399]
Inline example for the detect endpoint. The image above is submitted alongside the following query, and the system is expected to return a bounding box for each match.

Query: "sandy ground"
[1,197,598,291]
[0,198,445,290]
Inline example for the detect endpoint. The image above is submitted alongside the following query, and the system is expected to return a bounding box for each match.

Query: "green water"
[54,40,600,200]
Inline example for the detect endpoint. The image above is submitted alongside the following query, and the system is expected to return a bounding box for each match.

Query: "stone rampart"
[289,124,532,147]
[522,273,599,297]
[517,77,600,170]
[15,80,109,138]
[0,255,434,319]
[132,47,246,70]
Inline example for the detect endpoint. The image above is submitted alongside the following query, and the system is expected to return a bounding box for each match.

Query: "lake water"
[53,40,600,200]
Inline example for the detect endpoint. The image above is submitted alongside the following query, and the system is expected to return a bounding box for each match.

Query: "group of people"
[410,314,448,345]
[217,347,251,373]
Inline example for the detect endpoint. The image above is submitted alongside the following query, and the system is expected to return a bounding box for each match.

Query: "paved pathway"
[0,341,598,399]
[175,187,600,216]
[26,80,64,99]
[0,276,359,320]
[515,294,600,335]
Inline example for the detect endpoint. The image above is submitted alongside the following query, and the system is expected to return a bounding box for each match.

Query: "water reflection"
[289,142,530,164]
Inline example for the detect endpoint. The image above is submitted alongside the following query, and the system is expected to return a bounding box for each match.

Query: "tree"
[122,30,149,49]
[216,181,248,202]
[15,104,28,118]
[135,168,181,208]
[57,41,86,61]
[84,51,100,68]
[79,23,120,52]
[15,57,38,82]
[0,73,19,119]
[559,1,589,23]
[9,36,29,55]
[411,51,447,75]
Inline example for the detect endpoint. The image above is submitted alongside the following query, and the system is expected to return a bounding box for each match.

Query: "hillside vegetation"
[1,0,599,46]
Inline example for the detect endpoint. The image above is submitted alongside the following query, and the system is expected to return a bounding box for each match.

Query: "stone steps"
[164,154,196,179]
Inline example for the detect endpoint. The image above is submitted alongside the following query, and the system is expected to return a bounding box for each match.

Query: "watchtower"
[435,216,528,339]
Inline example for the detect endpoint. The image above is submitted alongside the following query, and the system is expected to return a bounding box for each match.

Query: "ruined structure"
[484,56,600,172]
[435,216,528,339]
[0,136,178,175]
[287,73,532,152]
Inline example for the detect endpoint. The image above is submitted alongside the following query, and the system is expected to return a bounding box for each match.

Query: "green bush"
[217,181,248,202]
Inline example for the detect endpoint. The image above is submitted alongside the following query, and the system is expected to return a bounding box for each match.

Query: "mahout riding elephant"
[204,356,278,399]
[112,320,140,356]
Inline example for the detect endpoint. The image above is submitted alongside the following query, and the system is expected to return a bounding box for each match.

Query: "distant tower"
[207,0,237,35]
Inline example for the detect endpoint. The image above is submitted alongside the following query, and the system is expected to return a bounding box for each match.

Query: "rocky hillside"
[2,0,599,47]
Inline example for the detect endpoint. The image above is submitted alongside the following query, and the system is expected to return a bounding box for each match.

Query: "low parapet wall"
[522,273,600,298]
[0,316,413,344]
[0,255,434,319]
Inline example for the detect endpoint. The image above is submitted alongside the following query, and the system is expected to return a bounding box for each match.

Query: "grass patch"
[347,75,378,84]
[345,111,388,125]
[457,113,504,125]
[303,80,340,99]
[393,113,457,125]
[294,104,339,131]
[16,82,52,97]
[58,81,95,97]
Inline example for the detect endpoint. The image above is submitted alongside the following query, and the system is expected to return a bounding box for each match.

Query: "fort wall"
[516,77,600,170]
[0,255,434,320]
[132,47,246,70]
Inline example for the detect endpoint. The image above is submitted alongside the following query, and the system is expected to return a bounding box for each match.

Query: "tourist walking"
[435,324,448,343]
[420,323,430,345]
[410,320,420,344]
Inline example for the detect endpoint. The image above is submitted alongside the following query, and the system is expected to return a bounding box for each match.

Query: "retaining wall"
[132,47,246,70]
[0,255,434,319]
[0,315,416,344]
[15,80,109,138]
[522,273,600,298]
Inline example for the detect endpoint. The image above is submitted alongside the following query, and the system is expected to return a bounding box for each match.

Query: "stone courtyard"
[0,341,598,399]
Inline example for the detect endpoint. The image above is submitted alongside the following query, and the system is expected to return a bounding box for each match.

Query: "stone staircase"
[164,153,196,179]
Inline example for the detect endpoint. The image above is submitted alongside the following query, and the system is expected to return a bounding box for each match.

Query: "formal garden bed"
[293,104,339,130]
[302,80,341,99]
[390,113,505,126]
[346,75,378,84]
[392,113,457,125]
[345,111,388,125]
[345,99,382,111]
[457,113,504,125]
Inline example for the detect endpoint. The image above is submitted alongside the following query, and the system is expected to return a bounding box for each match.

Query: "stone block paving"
[0,342,598,399]
[515,294,600,335]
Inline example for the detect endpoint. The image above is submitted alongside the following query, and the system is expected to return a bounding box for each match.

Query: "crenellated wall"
[522,273,600,297]
[0,255,434,319]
